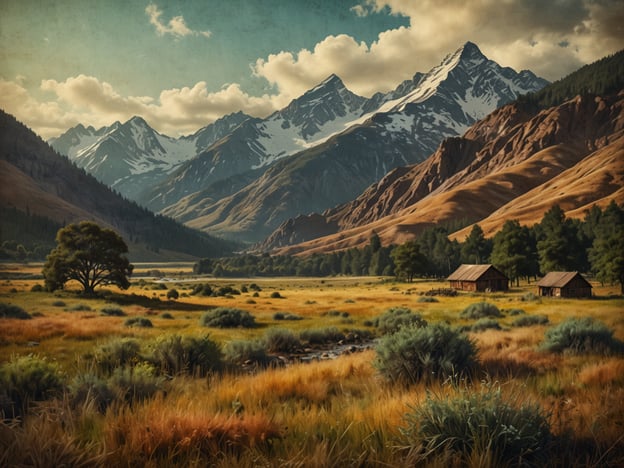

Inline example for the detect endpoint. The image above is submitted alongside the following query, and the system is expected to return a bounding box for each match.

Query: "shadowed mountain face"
[0,111,238,261]
[260,90,624,255]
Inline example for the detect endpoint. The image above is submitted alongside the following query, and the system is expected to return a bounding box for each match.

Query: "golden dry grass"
[1,268,624,466]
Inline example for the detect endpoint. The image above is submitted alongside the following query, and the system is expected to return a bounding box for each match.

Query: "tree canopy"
[42,222,133,293]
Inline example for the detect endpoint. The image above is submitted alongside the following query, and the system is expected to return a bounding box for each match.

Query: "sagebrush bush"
[273,312,302,321]
[521,292,540,302]
[100,306,126,317]
[148,335,223,377]
[160,312,174,319]
[200,307,256,328]
[508,308,526,316]
[270,291,283,299]
[512,314,549,327]
[224,340,270,367]
[108,363,164,404]
[264,328,302,353]
[124,317,153,328]
[217,285,240,296]
[375,323,477,385]
[299,327,345,345]
[166,289,179,300]
[0,303,31,319]
[0,355,65,418]
[460,302,502,319]
[94,339,142,375]
[68,304,91,312]
[402,387,552,466]
[69,372,115,413]
[191,283,213,296]
[464,318,501,333]
[541,317,623,355]
[417,296,439,303]
[374,307,427,335]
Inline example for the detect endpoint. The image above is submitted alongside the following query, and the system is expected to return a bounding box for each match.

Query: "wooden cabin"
[537,272,592,298]
[448,264,509,292]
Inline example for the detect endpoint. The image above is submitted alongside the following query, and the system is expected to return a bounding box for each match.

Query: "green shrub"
[166,289,179,300]
[512,314,549,327]
[224,340,270,367]
[299,327,345,345]
[273,312,302,321]
[124,317,153,328]
[100,306,126,317]
[460,302,502,319]
[270,291,283,299]
[108,363,163,404]
[160,312,174,319]
[0,303,31,319]
[69,373,115,413]
[191,283,213,296]
[148,335,223,377]
[375,323,477,385]
[0,355,65,418]
[374,307,427,335]
[217,286,240,296]
[264,328,302,353]
[417,296,439,303]
[68,304,91,312]
[402,387,552,466]
[52,300,66,307]
[463,318,501,333]
[200,307,256,328]
[507,308,526,316]
[93,339,141,375]
[521,292,540,302]
[541,317,623,355]
[30,284,44,292]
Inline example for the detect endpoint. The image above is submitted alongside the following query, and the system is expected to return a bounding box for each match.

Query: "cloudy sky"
[1,0,623,139]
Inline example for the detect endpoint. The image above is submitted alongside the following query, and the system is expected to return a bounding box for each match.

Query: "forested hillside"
[0,111,239,260]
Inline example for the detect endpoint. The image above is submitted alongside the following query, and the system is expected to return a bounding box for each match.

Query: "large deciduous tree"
[43,222,133,294]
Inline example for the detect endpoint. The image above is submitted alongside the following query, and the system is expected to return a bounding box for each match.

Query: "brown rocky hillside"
[264,91,624,255]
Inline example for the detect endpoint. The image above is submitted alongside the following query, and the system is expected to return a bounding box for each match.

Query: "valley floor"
[1,264,623,466]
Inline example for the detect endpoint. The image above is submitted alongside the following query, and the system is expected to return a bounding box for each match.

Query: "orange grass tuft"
[578,359,624,386]
[104,399,281,465]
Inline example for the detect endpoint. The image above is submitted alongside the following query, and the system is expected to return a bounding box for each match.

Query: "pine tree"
[589,201,624,293]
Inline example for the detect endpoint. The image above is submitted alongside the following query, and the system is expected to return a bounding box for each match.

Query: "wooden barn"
[448,264,509,292]
[537,272,593,298]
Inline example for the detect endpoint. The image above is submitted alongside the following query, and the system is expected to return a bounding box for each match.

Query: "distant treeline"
[195,201,624,292]
[0,207,61,260]
[517,49,624,110]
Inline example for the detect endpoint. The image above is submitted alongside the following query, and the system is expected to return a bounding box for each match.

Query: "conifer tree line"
[196,201,624,292]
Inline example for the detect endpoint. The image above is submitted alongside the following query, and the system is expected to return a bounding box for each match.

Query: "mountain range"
[0,111,237,260]
[260,50,624,254]
[50,42,548,243]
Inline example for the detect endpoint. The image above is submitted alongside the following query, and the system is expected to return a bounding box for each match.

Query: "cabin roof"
[447,264,506,281]
[536,271,592,288]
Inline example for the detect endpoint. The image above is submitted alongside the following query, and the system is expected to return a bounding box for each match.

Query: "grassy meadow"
[1,262,623,466]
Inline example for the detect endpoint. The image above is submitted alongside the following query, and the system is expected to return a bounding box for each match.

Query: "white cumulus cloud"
[146,3,211,39]
[0,75,280,139]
